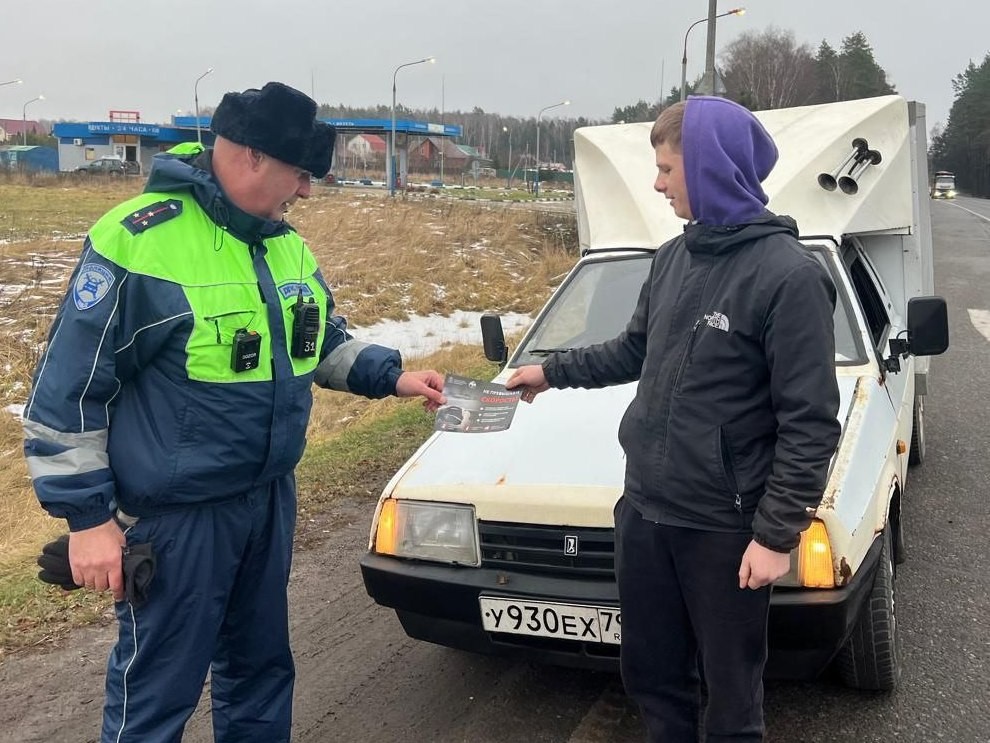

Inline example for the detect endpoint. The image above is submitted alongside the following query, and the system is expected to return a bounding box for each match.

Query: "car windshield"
[935,177,954,188]
[514,254,649,365]
[513,248,860,366]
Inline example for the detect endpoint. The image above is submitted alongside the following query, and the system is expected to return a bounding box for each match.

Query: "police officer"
[24,81,445,743]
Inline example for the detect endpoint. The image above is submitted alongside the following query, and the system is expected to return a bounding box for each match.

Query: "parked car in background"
[76,156,140,176]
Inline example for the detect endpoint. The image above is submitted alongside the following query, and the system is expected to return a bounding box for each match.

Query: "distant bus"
[931,170,956,199]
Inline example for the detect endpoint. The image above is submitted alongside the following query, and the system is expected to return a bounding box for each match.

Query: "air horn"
[818,138,882,194]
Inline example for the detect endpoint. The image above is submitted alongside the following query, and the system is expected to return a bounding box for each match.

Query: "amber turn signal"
[375,499,398,555]
[798,519,835,588]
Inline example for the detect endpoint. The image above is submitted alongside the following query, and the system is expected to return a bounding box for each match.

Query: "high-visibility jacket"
[24,153,402,530]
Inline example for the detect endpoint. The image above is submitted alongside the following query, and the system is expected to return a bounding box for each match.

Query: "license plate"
[479,597,621,645]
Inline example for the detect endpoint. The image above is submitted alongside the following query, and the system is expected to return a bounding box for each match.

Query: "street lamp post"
[1,79,23,88]
[194,67,213,145]
[390,56,435,196]
[680,6,744,102]
[503,125,512,189]
[22,95,44,146]
[535,100,570,197]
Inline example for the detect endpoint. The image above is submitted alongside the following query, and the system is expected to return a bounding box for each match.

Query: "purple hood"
[683,96,778,226]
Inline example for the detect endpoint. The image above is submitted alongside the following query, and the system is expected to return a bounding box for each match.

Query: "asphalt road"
[1,201,988,743]
[282,195,990,743]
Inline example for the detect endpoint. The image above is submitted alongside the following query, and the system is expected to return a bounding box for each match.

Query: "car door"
[843,241,912,479]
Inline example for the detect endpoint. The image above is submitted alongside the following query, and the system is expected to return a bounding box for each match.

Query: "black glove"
[36,535,157,607]
[122,542,156,609]
[37,534,82,591]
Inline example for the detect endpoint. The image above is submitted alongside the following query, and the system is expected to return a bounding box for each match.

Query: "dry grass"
[293,191,576,324]
[0,177,576,569]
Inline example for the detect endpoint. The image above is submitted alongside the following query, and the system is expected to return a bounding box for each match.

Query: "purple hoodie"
[683,96,778,226]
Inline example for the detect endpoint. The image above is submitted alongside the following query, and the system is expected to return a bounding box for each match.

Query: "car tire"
[909,395,925,466]
[835,528,900,690]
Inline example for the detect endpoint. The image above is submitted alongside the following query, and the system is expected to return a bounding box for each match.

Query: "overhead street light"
[194,67,214,144]
[535,99,570,197]
[390,56,435,196]
[1,79,23,88]
[680,6,744,102]
[22,94,44,146]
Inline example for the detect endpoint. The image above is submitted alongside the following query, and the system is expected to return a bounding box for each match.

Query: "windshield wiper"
[526,347,574,356]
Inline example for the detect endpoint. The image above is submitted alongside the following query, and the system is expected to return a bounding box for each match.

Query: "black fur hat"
[211,81,335,178]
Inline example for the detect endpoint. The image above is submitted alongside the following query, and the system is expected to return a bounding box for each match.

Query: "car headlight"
[374,499,480,566]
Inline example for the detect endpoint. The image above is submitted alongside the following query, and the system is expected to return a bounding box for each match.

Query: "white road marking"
[948,202,990,223]
[969,309,990,342]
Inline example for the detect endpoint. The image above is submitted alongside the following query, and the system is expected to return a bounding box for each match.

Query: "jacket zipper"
[672,319,702,392]
[719,428,745,527]
[658,256,715,465]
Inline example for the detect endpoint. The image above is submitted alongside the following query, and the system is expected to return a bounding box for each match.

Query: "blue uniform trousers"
[614,496,772,743]
[101,477,297,743]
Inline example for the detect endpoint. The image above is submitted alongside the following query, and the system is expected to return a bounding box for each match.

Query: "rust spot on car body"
[495,475,507,486]
[837,557,853,586]
[818,377,868,512]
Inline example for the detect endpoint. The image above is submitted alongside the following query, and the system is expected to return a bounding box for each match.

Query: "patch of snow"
[5,404,24,421]
[350,310,532,358]
[0,284,30,299]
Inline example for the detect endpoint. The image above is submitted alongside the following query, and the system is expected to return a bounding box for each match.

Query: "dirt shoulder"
[0,495,376,743]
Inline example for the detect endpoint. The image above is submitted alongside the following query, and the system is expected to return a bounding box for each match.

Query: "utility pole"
[704,0,718,93]
[659,58,665,107]
[440,75,445,186]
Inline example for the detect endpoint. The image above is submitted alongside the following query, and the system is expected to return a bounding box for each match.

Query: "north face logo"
[704,312,729,332]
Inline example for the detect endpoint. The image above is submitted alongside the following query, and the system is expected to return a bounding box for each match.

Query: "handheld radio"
[291,295,320,358]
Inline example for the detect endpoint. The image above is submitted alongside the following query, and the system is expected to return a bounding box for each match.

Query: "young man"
[24,82,445,743]
[507,97,841,742]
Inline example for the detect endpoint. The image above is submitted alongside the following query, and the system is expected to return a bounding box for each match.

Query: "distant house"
[0,145,59,172]
[409,137,493,174]
[0,118,46,143]
[345,133,386,164]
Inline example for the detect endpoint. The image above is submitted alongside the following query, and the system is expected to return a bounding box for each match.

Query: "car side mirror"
[906,296,949,357]
[481,312,508,366]
[884,296,949,373]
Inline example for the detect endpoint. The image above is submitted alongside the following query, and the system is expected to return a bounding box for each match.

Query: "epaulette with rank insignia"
[121,200,183,235]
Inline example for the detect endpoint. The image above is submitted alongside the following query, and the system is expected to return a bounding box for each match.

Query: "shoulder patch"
[73,263,115,310]
[121,199,183,235]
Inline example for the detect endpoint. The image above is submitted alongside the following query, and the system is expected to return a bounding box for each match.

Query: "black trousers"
[614,496,771,743]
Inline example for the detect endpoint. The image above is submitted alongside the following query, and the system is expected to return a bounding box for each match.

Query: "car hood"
[386,373,859,527]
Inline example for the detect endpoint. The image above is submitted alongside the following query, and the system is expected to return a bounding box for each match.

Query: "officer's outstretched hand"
[738,539,791,590]
[70,520,127,601]
[396,370,447,412]
[505,365,549,403]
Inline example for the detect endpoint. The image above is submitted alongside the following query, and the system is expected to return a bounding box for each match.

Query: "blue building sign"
[86,123,162,136]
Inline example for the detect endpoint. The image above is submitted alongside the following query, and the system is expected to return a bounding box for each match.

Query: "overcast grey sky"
[2,1,986,132]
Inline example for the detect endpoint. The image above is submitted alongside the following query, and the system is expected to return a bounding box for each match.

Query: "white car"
[360,96,948,690]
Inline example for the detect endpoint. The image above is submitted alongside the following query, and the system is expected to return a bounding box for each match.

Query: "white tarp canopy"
[574,95,916,252]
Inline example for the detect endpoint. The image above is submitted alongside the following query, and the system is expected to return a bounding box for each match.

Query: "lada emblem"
[564,535,579,556]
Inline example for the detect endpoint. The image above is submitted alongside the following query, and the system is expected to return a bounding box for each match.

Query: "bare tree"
[720,27,818,110]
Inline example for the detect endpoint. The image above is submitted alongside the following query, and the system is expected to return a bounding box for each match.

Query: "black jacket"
[543,213,841,551]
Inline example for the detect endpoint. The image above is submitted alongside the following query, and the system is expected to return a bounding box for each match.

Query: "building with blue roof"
[52,112,461,182]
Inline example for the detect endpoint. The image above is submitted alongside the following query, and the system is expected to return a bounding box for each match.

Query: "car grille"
[478,522,615,579]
